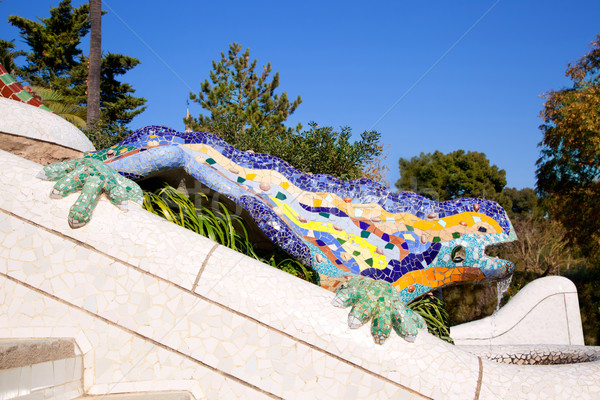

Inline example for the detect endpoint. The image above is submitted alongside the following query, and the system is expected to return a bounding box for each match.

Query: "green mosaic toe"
[52,165,87,197]
[43,158,82,181]
[332,276,367,307]
[114,174,143,205]
[371,300,393,344]
[332,275,425,344]
[348,292,377,325]
[68,175,103,228]
[42,158,142,228]
[391,298,425,342]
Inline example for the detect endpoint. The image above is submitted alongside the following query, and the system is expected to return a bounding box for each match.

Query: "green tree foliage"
[395,150,509,208]
[199,119,383,181]
[275,122,382,180]
[68,53,148,127]
[498,216,581,277]
[565,265,600,345]
[0,39,25,75]
[7,0,146,147]
[494,188,580,278]
[503,187,541,217]
[188,43,383,180]
[188,42,302,136]
[8,0,90,89]
[537,35,600,260]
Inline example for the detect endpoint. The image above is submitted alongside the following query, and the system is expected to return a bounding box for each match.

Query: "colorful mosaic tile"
[42,125,517,342]
[0,64,53,112]
[42,158,142,228]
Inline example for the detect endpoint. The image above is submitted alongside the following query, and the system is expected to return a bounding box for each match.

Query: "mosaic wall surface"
[0,97,94,153]
[0,65,94,153]
[451,276,585,346]
[3,149,600,399]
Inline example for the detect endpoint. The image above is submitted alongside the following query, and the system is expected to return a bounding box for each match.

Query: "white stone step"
[0,338,82,400]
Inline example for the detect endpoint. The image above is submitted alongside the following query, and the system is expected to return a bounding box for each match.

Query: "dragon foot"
[40,158,142,228]
[332,276,426,344]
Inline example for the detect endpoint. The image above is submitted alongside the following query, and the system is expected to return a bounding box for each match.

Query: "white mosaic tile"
[30,361,54,391]
[0,277,274,400]
[1,149,600,399]
[480,357,600,399]
[452,276,585,346]
[195,244,481,398]
[0,98,94,152]
[0,150,213,292]
[0,211,425,399]
[0,367,21,400]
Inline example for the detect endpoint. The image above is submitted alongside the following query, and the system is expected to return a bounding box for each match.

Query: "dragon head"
[391,198,517,303]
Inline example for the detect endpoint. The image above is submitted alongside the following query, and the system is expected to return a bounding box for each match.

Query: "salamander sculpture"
[40,125,516,344]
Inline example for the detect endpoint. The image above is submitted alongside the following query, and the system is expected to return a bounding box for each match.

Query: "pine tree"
[186,43,383,181]
[188,42,302,136]
[8,0,90,90]
[8,0,146,145]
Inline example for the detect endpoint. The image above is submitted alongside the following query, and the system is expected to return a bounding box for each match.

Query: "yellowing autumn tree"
[537,35,600,260]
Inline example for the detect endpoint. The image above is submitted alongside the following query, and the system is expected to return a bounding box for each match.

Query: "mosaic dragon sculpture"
[41,125,516,344]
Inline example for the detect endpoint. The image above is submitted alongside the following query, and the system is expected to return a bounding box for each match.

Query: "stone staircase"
[0,338,82,400]
[0,339,192,400]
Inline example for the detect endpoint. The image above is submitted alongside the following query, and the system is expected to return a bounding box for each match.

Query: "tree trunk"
[86,0,101,129]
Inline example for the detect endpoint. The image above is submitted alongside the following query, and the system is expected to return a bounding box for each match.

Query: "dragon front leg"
[332,276,426,344]
[39,157,142,228]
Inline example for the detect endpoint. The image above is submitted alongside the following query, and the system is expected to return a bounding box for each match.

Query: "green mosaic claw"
[40,158,143,228]
[332,276,426,344]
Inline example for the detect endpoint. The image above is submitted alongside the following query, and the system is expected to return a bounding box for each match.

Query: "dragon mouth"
[479,222,517,280]
[484,242,514,264]
[480,253,515,281]
[444,219,517,284]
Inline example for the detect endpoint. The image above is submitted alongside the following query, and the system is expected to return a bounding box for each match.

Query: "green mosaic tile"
[16,91,30,101]
[0,74,14,84]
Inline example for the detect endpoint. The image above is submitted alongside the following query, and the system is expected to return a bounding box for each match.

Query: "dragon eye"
[451,245,466,263]
[478,226,487,233]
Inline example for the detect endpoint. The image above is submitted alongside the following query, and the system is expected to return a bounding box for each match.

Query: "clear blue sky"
[1,0,599,190]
